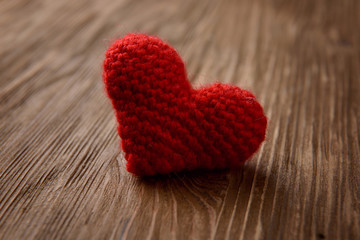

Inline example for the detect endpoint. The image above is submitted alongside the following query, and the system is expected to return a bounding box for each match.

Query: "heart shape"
[103,34,267,176]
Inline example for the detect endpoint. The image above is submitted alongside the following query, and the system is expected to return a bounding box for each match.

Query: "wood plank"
[0,0,359,239]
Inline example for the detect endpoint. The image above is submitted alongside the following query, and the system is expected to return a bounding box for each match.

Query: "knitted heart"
[103,34,267,176]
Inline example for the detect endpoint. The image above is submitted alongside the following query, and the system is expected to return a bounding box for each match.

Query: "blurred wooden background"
[1,0,359,239]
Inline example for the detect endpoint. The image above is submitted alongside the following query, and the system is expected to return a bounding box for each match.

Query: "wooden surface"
[1,0,359,239]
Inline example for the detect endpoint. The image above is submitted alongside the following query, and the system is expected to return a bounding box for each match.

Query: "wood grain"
[1,0,359,239]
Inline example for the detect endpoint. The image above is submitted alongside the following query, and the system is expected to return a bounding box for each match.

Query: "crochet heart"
[103,34,267,176]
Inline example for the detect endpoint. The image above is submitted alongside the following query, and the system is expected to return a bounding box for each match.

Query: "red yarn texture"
[103,33,267,176]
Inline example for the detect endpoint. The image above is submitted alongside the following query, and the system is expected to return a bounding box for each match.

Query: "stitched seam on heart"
[113,96,214,170]
[118,111,193,173]
[122,116,198,171]
[123,137,184,175]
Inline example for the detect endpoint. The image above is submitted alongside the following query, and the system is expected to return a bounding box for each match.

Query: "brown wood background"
[1,0,359,239]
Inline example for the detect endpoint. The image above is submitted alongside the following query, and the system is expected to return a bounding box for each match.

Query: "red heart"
[103,34,267,176]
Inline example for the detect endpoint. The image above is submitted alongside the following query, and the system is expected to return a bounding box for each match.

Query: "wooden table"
[1,0,359,239]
